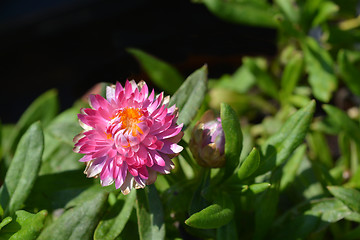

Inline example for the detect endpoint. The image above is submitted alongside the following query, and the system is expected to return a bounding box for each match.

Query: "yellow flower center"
[115,108,144,136]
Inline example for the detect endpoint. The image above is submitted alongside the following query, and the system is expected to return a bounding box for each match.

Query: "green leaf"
[254,179,280,240]
[312,1,339,26]
[6,90,58,155]
[323,104,360,143]
[280,144,306,191]
[37,190,108,240]
[302,37,337,102]
[310,198,355,223]
[338,49,360,96]
[243,57,278,99]
[202,0,278,28]
[280,52,303,103]
[248,183,271,194]
[0,210,47,240]
[221,103,243,180]
[0,216,12,231]
[94,190,136,240]
[136,185,165,240]
[274,0,300,23]
[169,65,207,128]
[257,100,315,175]
[237,148,260,181]
[216,219,238,240]
[127,48,183,94]
[0,122,44,216]
[328,186,360,213]
[46,107,82,146]
[25,170,94,211]
[185,193,234,229]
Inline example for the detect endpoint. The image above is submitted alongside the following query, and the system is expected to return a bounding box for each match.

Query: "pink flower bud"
[189,110,225,168]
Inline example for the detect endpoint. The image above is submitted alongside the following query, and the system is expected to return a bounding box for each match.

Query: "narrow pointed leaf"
[328,186,360,213]
[256,100,315,175]
[169,65,207,127]
[238,148,260,181]
[338,49,360,96]
[0,122,44,216]
[127,48,183,94]
[221,103,243,180]
[302,37,337,102]
[37,191,108,240]
[323,104,360,143]
[202,0,278,28]
[6,90,58,154]
[136,185,165,240]
[185,193,234,229]
[94,190,136,240]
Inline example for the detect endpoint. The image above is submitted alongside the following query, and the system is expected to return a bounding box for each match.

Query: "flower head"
[189,110,225,168]
[73,80,183,194]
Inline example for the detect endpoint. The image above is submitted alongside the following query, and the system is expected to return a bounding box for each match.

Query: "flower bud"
[189,110,225,168]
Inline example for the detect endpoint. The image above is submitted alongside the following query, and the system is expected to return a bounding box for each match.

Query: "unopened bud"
[189,110,225,168]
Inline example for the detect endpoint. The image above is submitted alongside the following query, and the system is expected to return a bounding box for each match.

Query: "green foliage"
[1,0,360,239]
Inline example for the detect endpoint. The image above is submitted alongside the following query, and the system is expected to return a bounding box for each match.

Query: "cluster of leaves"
[1,0,360,239]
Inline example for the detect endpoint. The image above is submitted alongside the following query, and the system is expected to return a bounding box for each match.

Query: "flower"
[189,110,225,168]
[73,80,183,194]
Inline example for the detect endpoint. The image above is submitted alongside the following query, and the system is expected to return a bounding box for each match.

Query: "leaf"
[0,210,47,240]
[127,48,183,94]
[0,122,44,216]
[136,185,165,240]
[0,216,12,231]
[216,219,238,240]
[6,90,58,155]
[310,198,355,223]
[256,100,315,175]
[221,103,243,180]
[237,148,260,181]
[312,1,339,26]
[280,144,306,191]
[338,49,360,96]
[323,104,360,143]
[202,0,278,28]
[25,170,94,211]
[248,183,271,194]
[185,193,234,229]
[280,52,303,103]
[243,57,278,99]
[328,186,360,213]
[274,0,300,23]
[37,190,108,240]
[94,190,136,240]
[254,180,280,240]
[169,65,207,128]
[302,37,337,102]
[45,107,82,146]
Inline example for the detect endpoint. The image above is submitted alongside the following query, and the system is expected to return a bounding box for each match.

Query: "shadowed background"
[0,0,276,123]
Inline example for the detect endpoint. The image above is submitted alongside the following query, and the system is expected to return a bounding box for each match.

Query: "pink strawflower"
[73,80,183,194]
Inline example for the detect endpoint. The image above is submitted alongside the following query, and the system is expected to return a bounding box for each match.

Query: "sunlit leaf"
[328,186,360,213]
[221,103,243,180]
[237,148,260,181]
[169,65,207,128]
[94,190,136,240]
[0,210,47,240]
[37,190,107,240]
[185,193,234,229]
[302,37,337,102]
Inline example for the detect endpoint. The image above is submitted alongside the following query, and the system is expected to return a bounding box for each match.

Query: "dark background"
[0,0,276,123]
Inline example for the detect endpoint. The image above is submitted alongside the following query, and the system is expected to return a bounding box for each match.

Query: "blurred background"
[0,0,276,123]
